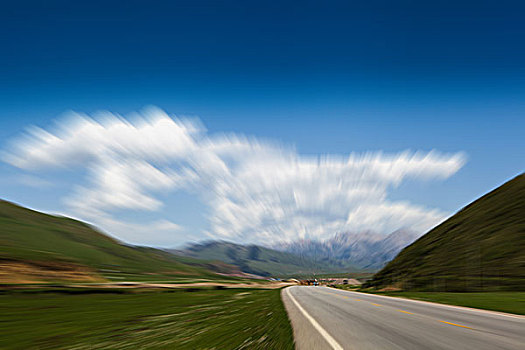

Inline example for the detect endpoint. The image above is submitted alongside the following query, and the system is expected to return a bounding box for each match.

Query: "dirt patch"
[70,281,295,290]
[378,285,402,292]
[346,278,362,285]
[0,260,105,284]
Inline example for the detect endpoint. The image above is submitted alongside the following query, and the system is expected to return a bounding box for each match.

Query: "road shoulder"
[281,286,335,350]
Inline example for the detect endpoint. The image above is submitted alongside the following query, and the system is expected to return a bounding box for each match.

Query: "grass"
[357,290,525,315]
[0,287,295,349]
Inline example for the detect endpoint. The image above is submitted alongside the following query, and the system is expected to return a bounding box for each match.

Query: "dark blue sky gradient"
[0,0,523,225]
[2,1,525,81]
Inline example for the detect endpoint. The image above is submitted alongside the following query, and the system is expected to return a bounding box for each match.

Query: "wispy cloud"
[2,107,466,244]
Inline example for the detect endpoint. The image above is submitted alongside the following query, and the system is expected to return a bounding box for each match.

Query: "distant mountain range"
[172,241,351,277]
[275,229,420,270]
[365,173,525,291]
[174,229,420,277]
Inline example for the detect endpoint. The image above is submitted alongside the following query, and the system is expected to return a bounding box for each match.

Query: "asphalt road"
[282,286,524,350]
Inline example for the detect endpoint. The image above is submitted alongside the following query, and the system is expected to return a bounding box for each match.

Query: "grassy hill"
[174,241,352,277]
[0,200,231,283]
[365,174,525,292]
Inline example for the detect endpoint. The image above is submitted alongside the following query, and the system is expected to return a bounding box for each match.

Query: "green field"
[360,291,525,315]
[0,288,294,349]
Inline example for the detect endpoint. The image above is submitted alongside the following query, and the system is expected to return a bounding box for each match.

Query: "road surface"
[282,286,524,350]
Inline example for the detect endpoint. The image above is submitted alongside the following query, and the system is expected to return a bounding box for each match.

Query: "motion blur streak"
[2,107,465,244]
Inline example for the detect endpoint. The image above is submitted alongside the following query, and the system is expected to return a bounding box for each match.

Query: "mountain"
[365,174,525,291]
[278,229,420,270]
[173,241,352,277]
[0,200,230,283]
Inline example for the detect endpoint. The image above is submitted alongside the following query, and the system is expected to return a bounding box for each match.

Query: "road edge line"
[285,287,344,350]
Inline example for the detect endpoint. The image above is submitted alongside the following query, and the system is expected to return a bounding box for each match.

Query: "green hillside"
[0,200,227,283]
[175,241,352,277]
[365,174,525,291]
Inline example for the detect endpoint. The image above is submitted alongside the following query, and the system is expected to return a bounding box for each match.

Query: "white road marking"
[286,287,344,350]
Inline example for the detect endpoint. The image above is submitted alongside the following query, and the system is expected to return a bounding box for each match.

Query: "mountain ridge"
[365,174,525,291]
[276,229,420,270]
[0,200,235,283]
[172,240,354,277]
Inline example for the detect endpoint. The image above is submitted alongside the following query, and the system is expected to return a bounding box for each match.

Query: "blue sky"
[0,1,523,247]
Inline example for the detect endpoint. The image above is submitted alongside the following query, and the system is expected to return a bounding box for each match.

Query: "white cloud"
[2,107,466,245]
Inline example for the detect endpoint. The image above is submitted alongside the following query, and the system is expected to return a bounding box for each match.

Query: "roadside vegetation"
[328,285,525,315]
[0,287,295,349]
[360,291,525,315]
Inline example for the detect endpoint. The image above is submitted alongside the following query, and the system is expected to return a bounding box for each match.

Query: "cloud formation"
[3,107,466,244]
